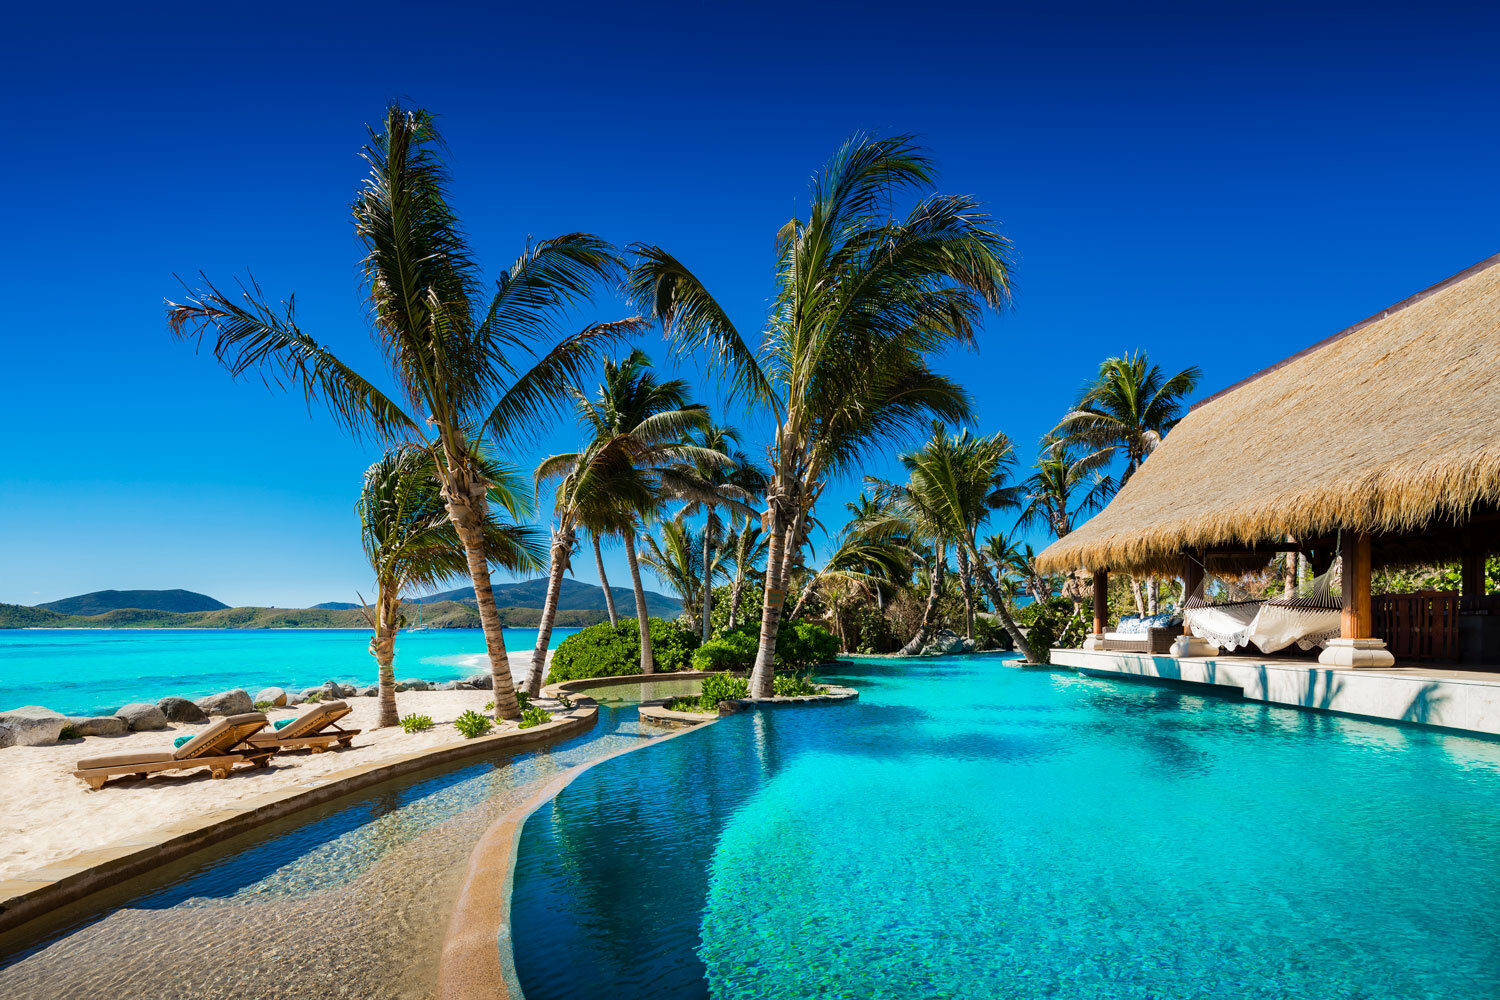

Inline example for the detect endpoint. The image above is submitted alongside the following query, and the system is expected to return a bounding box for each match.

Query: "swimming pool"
[511,656,1500,999]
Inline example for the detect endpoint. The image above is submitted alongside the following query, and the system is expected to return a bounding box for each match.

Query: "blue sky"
[2,1,1497,608]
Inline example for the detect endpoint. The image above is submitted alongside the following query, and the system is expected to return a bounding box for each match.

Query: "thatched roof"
[1035,252,1500,575]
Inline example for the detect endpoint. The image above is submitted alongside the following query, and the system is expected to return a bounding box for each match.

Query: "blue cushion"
[1116,615,1145,634]
[173,735,192,748]
[274,718,294,730]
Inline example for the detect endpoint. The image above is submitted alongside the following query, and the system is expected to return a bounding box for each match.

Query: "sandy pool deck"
[0,651,553,883]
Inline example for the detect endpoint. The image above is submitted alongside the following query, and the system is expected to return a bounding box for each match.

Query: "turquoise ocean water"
[511,655,1500,999]
[0,628,580,716]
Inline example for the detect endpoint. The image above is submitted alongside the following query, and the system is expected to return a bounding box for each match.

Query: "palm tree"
[787,517,914,621]
[628,135,1013,697]
[168,106,638,719]
[640,513,718,631]
[1018,434,1116,539]
[357,446,542,727]
[526,350,714,693]
[1055,352,1202,483]
[873,424,1038,662]
[723,519,768,630]
[669,422,765,641]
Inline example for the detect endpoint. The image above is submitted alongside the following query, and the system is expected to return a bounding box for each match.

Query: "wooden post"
[1340,532,1373,639]
[1461,548,1486,599]
[1092,569,1108,636]
[1181,553,1203,604]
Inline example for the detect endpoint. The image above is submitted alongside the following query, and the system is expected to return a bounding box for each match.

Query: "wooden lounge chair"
[73,712,275,790]
[246,700,360,754]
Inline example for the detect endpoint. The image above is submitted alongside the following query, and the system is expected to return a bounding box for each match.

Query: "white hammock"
[1247,599,1343,653]
[1184,601,1261,651]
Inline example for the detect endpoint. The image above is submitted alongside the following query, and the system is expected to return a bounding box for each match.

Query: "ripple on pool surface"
[510,657,1500,1000]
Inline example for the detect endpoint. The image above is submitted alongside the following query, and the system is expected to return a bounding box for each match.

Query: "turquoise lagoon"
[0,627,579,716]
[511,656,1500,999]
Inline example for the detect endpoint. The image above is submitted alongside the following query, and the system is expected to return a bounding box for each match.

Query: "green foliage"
[665,695,708,713]
[1013,596,1082,664]
[253,700,274,711]
[692,626,758,670]
[305,692,322,704]
[777,622,839,669]
[546,617,700,683]
[698,671,750,710]
[515,690,531,712]
[453,709,493,739]
[973,616,1012,652]
[772,674,823,697]
[846,603,900,654]
[1374,556,1500,595]
[58,725,81,741]
[557,694,575,710]
[400,714,434,733]
[518,705,550,729]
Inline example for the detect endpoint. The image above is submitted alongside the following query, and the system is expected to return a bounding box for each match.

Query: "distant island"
[1,580,679,630]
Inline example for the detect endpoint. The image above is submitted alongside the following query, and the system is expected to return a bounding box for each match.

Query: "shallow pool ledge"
[0,699,600,937]
[1050,648,1500,737]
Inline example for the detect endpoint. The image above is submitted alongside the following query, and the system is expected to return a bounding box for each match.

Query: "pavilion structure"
[1036,253,1500,735]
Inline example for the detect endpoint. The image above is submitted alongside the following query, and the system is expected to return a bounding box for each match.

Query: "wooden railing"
[1373,591,1460,661]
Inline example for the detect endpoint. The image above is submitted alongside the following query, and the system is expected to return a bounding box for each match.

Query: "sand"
[0,650,552,883]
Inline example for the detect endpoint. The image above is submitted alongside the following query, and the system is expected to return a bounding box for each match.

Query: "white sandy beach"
[0,650,556,883]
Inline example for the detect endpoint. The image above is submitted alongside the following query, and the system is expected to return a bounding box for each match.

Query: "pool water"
[510,656,1500,999]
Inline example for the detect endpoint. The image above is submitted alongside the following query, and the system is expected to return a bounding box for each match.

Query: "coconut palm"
[628,134,1013,697]
[357,446,542,727]
[1055,352,1201,483]
[1017,434,1116,539]
[723,519,768,630]
[787,518,915,621]
[669,422,766,641]
[168,106,639,719]
[872,425,1038,662]
[640,513,719,631]
[526,350,716,693]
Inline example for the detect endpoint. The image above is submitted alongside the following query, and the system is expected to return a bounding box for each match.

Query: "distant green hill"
[38,589,230,615]
[0,601,608,630]
[415,577,680,616]
[311,601,360,610]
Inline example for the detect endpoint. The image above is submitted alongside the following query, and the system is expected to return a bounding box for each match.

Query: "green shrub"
[848,604,900,654]
[665,695,710,713]
[557,694,574,710]
[305,692,322,704]
[400,714,434,733]
[453,709,493,739]
[546,617,701,684]
[515,690,531,711]
[698,671,750,710]
[58,725,81,741]
[1012,596,1088,663]
[691,626,758,671]
[773,674,822,698]
[973,616,1012,652]
[517,705,550,729]
[778,622,839,668]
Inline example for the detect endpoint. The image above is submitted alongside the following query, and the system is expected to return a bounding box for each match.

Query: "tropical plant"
[722,521,768,630]
[168,106,638,719]
[518,705,551,729]
[698,671,750,711]
[357,445,541,727]
[1055,352,1202,483]
[629,134,1013,697]
[399,714,435,734]
[1018,434,1116,539]
[786,510,914,620]
[640,513,718,633]
[545,617,701,683]
[527,349,717,693]
[872,424,1038,662]
[453,709,493,739]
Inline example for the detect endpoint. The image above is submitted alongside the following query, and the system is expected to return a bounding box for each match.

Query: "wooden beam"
[1181,553,1203,603]
[1341,532,1373,639]
[1092,569,1108,636]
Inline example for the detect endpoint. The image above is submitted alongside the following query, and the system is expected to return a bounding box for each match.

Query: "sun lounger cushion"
[77,751,178,769]
[274,719,294,730]
[171,712,268,760]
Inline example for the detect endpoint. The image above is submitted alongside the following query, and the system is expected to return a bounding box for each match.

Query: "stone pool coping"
[437,672,860,1000]
[0,698,599,937]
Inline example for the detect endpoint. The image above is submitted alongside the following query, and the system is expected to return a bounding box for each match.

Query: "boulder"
[194,689,255,717]
[398,679,430,692]
[437,680,465,691]
[0,726,13,749]
[67,715,128,737]
[118,702,169,732]
[286,692,306,706]
[0,706,68,746]
[359,685,379,698]
[255,686,287,707]
[922,629,973,656]
[159,696,210,723]
[465,673,494,690]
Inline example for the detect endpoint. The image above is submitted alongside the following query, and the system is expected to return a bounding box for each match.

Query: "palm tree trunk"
[728,569,745,629]
[748,501,791,699]
[1129,575,1146,616]
[1147,576,1159,615]
[527,525,574,696]
[956,547,974,640]
[901,556,944,655]
[973,555,1039,663]
[593,534,618,626]
[442,470,521,720]
[700,509,715,642]
[372,586,399,728]
[623,529,655,674]
[789,577,817,621]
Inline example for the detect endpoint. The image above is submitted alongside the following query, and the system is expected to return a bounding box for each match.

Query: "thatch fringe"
[1036,253,1500,575]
